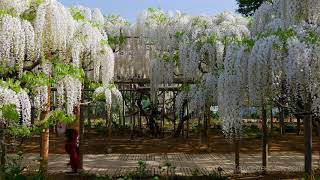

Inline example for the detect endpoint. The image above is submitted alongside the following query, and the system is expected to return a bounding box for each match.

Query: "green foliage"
[20,0,44,22]
[181,84,191,92]
[158,160,176,177]
[70,7,85,21]
[0,8,17,17]
[105,15,129,26]
[256,28,297,42]
[306,31,320,46]
[95,175,113,180]
[0,104,19,123]
[21,72,49,90]
[192,16,208,29]
[161,51,179,63]
[243,125,262,138]
[191,168,201,176]
[38,109,75,128]
[5,125,31,137]
[174,31,184,39]
[0,79,21,93]
[0,152,26,180]
[208,170,228,180]
[196,34,219,47]
[137,160,147,178]
[0,97,33,138]
[236,0,269,16]
[191,123,202,134]
[52,59,85,83]
[147,8,168,25]
[84,78,102,90]
[93,83,116,102]
[70,7,103,29]
[238,37,255,51]
[107,31,126,50]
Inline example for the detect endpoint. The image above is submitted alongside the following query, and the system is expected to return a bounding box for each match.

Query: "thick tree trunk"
[262,104,268,174]
[174,100,188,138]
[200,106,209,144]
[304,98,312,178]
[174,117,185,138]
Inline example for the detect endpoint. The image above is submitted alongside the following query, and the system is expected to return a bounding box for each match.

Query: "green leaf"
[70,7,85,21]
[1,104,19,122]
[39,109,75,128]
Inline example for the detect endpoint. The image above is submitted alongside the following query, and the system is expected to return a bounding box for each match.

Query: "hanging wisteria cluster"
[93,85,123,107]
[0,86,31,126]
[56,75,82,114]
[0,15,35,76]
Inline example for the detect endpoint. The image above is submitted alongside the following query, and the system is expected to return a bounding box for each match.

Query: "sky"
[59,0,238,22]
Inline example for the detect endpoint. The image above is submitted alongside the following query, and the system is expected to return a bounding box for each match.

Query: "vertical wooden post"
[122,90,125,127]
[107,105,112,153]
[173,93,176,132]
[304,97,312,178]
[40,86,51,171]
[280,107,285,135]
[1,134,6,167]
[130,89,133,138]
[87,105,91,130]
[297,116,301,135]
[40,128,49,170]
[139,111,142,131]
[79,104,84,169]
[234,137,240,174]
[186,101,189,139]
[162,91,165,137]
[262,103,268,174]
[270,105,273,130]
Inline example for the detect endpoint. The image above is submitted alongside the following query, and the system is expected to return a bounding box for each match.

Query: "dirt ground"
[12,128,320,154]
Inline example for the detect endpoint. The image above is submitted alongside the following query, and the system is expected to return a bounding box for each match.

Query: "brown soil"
[13,129,320,154]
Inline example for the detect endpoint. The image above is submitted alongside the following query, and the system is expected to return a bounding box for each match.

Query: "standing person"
[65,129,80,173]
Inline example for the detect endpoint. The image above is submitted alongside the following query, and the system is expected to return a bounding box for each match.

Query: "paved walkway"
[20,152,320,176]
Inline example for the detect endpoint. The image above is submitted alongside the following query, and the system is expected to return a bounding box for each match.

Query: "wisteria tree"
[219,0,320,176]
[0,0,117,171]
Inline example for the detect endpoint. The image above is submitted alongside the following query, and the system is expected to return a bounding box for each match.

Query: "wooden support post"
[1,134,6,167]
[79,104,84,169]
[262,104,268,174]
[40,128,49,171]
[173,93,176,132]
[139,111,142,131]
[130,89,133,138]
[304,97,312,178]
[270,105,273,130]
[107,105,112,153]
[234,138,240,174]
[87,105,91,130]
[40,86,51,172]
[297,116,301,135]
[162,91,165,137]
[280,107,285,135]
[122,90,125,127]
[186,101,189,139]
